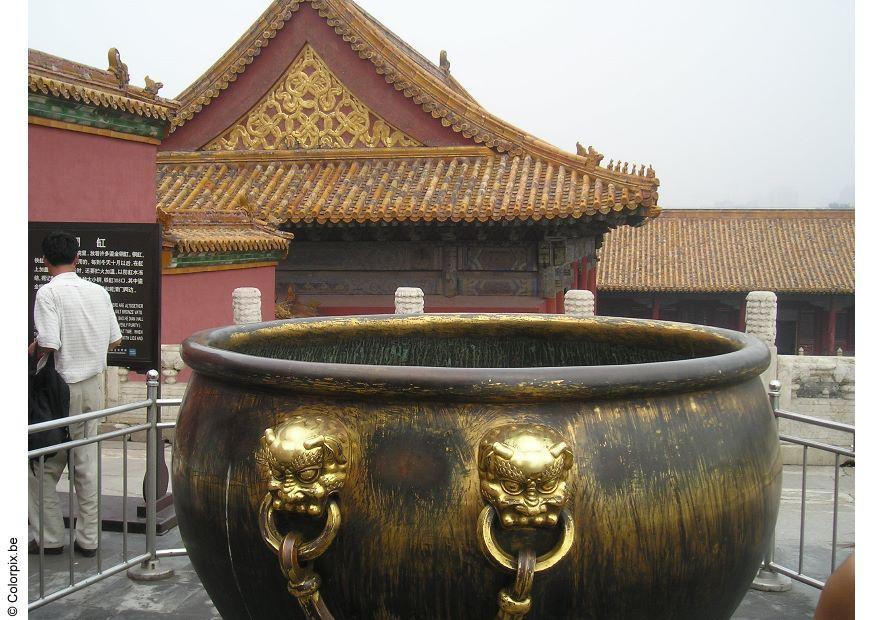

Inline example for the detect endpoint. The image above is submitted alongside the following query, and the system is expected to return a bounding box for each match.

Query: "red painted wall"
[29,125,158,223]
[163,3,469,150]
[161,266,277,343]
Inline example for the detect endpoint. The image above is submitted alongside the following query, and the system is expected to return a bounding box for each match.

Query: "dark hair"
[41,231,79,266]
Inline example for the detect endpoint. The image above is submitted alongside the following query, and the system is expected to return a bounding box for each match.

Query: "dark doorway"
[776,320,797,355]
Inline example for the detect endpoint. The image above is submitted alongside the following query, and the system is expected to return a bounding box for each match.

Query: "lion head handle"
[256,414,350,516]
[478,424,574,528]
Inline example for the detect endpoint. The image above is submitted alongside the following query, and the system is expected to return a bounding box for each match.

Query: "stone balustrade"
[775,354,855,465]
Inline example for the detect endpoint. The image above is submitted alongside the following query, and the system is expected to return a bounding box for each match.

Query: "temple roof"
[597,209,855,294]
[157,0,661,256]
[159,210,291,257]
[28,49,174,122]
[157,148,657,226]
[163,223,291,254]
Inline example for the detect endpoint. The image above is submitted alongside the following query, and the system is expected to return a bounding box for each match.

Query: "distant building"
[597,209,854,355]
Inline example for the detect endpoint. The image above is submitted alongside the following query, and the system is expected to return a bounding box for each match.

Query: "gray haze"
[27,0,854,209]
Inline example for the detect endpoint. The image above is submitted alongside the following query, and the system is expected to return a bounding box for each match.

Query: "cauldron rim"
[181,313,770,402]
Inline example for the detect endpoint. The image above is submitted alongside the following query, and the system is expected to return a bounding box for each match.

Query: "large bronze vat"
[174,313,780,619]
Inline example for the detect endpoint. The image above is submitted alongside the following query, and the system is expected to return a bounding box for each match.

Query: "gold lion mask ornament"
[256,414,349,516]
[478,424,574,527]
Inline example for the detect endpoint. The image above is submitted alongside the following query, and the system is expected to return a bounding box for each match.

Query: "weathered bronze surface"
[174,313,780,619]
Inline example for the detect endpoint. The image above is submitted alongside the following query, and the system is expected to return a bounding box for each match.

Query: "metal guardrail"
[753,379,855,592]
[27,370,184,611]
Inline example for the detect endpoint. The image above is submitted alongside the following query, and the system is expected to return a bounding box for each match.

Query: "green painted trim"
[28,93,165,139]
[169,250,286,268]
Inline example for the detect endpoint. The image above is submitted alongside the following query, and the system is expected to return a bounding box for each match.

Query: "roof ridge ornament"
[236,193,295,241]
[156,206,172,230]
[596,154,657,181]
[576,142,604,170]
[144,75,164,98]
[107,47,129,88]
[439,50,450,74]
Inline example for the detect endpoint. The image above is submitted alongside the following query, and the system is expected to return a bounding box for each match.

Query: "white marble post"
[746,290,792,591]
[745,291,777,345]
[395,287,424,314]
[745,291,778,390]
[564,290,595,318]
[233,287,262,325]
[161,344,185,384]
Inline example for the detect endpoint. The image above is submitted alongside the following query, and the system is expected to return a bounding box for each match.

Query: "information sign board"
[28,222,161,373]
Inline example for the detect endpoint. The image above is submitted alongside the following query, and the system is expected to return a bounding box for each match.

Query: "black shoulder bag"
[28,352,70,461]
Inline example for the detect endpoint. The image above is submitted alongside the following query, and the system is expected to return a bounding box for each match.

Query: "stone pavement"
[29,447,854,619]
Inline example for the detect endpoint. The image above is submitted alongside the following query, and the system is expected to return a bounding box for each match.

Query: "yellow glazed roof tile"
[597,209,854,294]
[157,148,657,225]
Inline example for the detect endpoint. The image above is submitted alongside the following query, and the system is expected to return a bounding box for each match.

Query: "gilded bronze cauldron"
[174,313,780,619]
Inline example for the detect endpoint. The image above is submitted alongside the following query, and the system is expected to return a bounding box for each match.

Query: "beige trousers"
[28,373,102,549]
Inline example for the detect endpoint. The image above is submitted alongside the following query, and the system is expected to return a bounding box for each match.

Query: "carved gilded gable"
[205,44,420,151]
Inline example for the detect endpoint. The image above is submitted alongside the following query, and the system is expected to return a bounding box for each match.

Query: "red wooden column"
[577,257,588,290]
[812,307,824,354]
[571,261,579,290]
[737,300,746,332]
[825,304,837,355]
[555,290,564,314]
[586,261,597,311]
[651,296,661,320]
[545,297,557,314]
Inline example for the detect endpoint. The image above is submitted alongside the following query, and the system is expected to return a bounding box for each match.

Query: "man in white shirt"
[28,231,122,557]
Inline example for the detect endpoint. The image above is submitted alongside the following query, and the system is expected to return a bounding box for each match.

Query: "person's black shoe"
[74,541,97,558]
[28,540,63,555]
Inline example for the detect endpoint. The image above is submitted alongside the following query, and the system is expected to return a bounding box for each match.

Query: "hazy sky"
[27,0,854,209]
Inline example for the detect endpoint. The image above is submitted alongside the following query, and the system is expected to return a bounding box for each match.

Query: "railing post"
[128,370,174,581]
[751,379,792,592]
[564,290,595,318]
[745,291,778,392]
[395,287,424,314]
[232,287,262,325]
